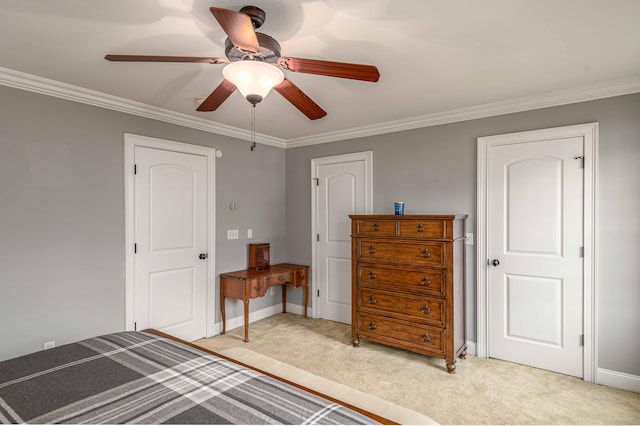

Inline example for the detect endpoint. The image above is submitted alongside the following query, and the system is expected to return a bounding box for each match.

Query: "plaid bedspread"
[0,331,379,424]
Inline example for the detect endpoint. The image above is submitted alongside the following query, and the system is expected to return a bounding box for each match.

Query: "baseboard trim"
[466,339,639,393]
[465,341,477,356]
[597,368,640,393]
[213,303,305,335]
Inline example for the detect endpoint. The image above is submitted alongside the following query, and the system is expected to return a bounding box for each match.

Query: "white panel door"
[315,154,371,324]
[488,137,584,377]
[134,146,208,341]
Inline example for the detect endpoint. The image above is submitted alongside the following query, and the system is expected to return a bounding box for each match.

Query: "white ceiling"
[1,0,640,146]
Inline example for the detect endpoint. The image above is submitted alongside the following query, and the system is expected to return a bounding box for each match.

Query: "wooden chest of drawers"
[350,214,467,373]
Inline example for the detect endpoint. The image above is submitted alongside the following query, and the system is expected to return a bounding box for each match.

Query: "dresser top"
[349,214,468,220]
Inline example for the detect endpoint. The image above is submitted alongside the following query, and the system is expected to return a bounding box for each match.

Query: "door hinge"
[134,243,137,254]
[580,246,584,257]
[134,164,137,174]
[313,177,319,186]
[317,289,320,297]
[574,156,584,168]
[580,334,584,346]
[316,234,320,242]
[134,322,137,331]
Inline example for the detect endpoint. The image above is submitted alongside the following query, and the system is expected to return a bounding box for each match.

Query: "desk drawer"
[294,268,308,287]
[265,271,294,286]
[248,279,268,298]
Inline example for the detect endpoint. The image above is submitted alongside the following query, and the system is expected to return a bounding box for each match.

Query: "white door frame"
[311,151,373,318]
[476,123,598,382]
[124,133,216,337]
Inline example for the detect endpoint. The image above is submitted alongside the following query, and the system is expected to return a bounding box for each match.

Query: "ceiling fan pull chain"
[250,103,256,151]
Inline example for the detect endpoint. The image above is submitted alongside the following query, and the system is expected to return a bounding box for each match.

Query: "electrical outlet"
[43,341,55,350]
[227,229,239,240]
[466,233,474,245]
[269,287,276,296]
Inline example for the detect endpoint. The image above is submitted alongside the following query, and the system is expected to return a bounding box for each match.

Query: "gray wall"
[285,92,640,376]
[0,84,286,361]
[2,81,639,377]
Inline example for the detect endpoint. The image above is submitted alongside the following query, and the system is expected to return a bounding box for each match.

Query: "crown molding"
[0,66,286,149]
[2,66,639,149]
[285,75,640,148]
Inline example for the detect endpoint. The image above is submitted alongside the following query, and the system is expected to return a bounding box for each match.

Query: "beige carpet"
[217,346,437,425]
[194,313,640,425]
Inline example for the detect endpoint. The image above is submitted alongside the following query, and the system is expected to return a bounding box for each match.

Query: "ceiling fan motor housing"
[225,33,281,63]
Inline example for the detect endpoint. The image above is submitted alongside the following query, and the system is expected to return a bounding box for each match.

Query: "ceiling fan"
[105,5,380,120]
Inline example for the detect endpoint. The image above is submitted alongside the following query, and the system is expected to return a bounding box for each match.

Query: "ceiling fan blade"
[274,79,327,120]
[210,7,260,53]
[278,57,380,82]
[196,80,237,112]
[105,54,227,64]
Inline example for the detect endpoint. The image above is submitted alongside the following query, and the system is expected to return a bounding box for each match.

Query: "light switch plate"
[247,229,253,239]
[227,229,239,240]
[466,233,474,245]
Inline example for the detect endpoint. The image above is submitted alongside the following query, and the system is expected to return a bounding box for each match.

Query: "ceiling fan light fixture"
[223,60,284,103]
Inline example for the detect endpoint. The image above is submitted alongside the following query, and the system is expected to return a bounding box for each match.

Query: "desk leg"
[282,285,287,313]
[303,284,308,318]
[241,297,250,342]
[221,299,226,335]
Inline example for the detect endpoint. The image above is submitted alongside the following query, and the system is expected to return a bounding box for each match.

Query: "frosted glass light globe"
[223,61,284,102]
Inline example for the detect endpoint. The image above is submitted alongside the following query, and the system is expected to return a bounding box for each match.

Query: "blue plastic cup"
[394,202,405,215]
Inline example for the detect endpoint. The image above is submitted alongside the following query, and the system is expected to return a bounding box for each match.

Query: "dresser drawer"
[398,220,447,239]
[358,239,445,267]
[356,313,444,355]
[358,287,445,327]
[357,263,445,297]
[354,219,396,236]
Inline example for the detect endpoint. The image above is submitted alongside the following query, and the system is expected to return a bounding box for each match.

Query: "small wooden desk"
[220,263,309,342]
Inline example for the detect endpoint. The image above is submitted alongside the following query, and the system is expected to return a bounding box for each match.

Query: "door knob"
[199,253,208,260]
[491,259,500,266]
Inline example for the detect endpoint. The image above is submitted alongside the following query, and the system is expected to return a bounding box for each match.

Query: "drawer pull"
[421,276,431,286]
[368,245,377,254]
[368,321,377,330]
[421,304,431,315]
[298,274,305,281]
[368,295,377,304]
[421,248,431,258]
[254,285,263,292]
[368,271,377,279]
[421,333,431,343]
[373,223,379,231]
[278,276,286,282]
[417,223,425,232]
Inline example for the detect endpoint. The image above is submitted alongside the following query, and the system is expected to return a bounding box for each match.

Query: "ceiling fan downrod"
[239,6,265,29]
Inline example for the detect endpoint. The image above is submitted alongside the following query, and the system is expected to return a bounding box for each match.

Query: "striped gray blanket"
[0,331,379,424]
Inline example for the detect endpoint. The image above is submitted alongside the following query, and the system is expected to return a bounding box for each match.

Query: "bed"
[0,330,391,424]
